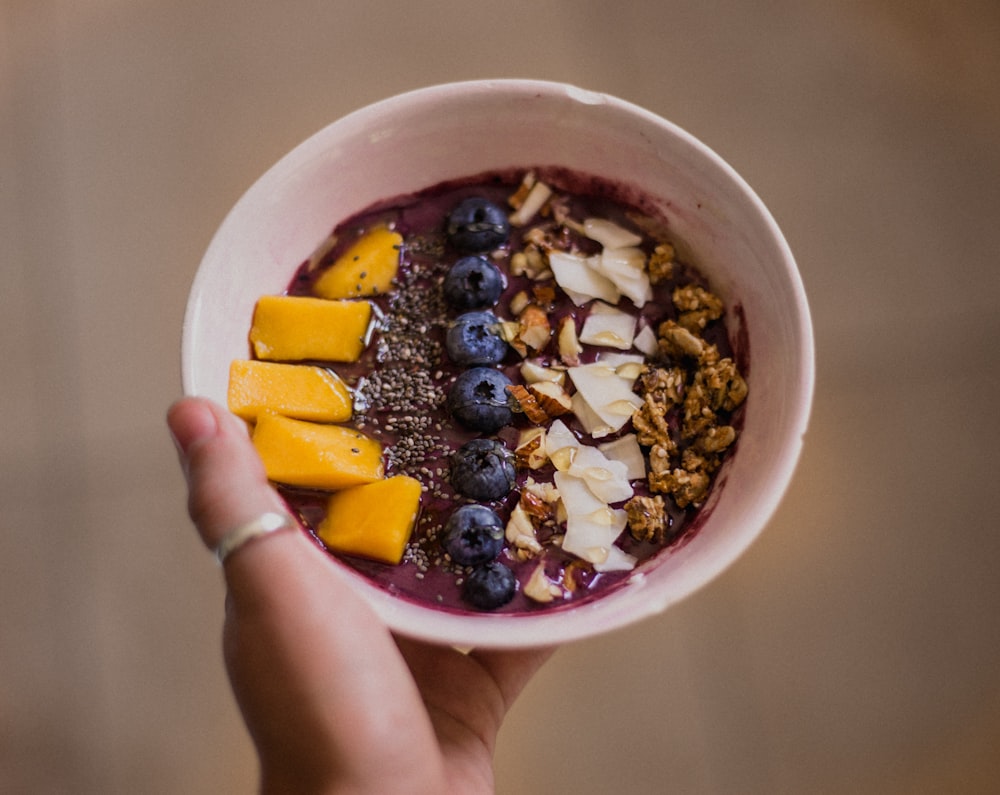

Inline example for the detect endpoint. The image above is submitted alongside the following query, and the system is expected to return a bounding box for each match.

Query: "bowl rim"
[183,78,815,648]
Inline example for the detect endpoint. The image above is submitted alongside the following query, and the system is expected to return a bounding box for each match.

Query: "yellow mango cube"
[249,295,372,362]
[252,411,383,490]
[317,475,422,564]
[227,360,353,422]
[313,227,403,299]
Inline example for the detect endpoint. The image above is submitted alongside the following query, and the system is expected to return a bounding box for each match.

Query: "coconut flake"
[561,506,628,564]
[567,362,643,432]
[579,302,636,350]
[570,392,614,439]
[549,251,621,306]
[594,544,638,572]
[568,445,633,504]
[598,434,646,480]
[590,247,652,307]
[582,218,643,249]
[633,324,659,356]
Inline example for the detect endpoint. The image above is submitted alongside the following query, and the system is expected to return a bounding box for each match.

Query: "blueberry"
[450,438,516,501]
[446,311,508,366]
[446,367,514,433]
[447,197,510,252]
[442,505,505,566]
[443,256,505,309]
[463,561,518,610]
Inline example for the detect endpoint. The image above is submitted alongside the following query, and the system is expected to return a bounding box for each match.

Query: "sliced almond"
[517,304,551,353]
[508,290,531,316]
[515,427,548,469]
[505,502,542,554]
[523,562,563,603]
[520,360,566,385]
[557,316,583,365]
[509,179,553,227]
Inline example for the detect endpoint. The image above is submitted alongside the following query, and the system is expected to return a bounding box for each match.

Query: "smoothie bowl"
[182,79,814,648]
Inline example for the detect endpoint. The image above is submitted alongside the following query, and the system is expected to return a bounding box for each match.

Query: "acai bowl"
[182,79,814,648]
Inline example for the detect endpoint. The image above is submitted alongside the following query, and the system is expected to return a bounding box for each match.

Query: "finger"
[467,646,556,710]
[394,639,556,745]
[167,396,287,550]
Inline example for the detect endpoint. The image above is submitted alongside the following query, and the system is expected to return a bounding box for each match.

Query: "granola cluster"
[625,285,747,537]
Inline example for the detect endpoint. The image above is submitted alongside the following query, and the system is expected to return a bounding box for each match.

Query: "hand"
[167,397,553,794]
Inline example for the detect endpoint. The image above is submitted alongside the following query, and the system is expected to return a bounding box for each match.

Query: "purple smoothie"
[273,168,746,614]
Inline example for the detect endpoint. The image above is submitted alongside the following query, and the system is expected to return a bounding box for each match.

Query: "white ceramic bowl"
[182,79,814,648]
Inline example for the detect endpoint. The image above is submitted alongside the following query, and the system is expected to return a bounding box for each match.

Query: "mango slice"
[313,227,403,299]
[227,360,353,422]
[252,411,383,490]
[317,475,422,564]
[249,295,372,362]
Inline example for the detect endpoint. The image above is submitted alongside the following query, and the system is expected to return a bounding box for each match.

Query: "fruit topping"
[450,438,516,502]
[446,367,514,433]
[251,411,384,491]
[441,504,505,566]
[311,226,403,299]
[318,475,422,565]
[249,295,373,363]
[442,255,505,309]
[445,311,508,366]
[227,360,353,423]
[462,561,518,610]
[446,197,510,252]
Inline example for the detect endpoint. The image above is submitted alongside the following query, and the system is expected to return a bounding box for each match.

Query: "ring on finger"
[213,511,296,566]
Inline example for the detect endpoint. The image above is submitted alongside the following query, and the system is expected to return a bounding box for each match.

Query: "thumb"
[165,395,387,619]
[168,396,289,550]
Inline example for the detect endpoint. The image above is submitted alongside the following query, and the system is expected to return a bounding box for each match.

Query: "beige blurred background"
[3,1,999,792]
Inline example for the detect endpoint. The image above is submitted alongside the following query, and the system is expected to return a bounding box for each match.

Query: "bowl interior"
[183,79,814,648]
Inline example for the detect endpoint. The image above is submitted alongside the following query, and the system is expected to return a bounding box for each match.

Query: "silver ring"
[214,511,295,566]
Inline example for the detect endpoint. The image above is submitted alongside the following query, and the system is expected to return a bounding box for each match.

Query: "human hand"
[167,397,553,794]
